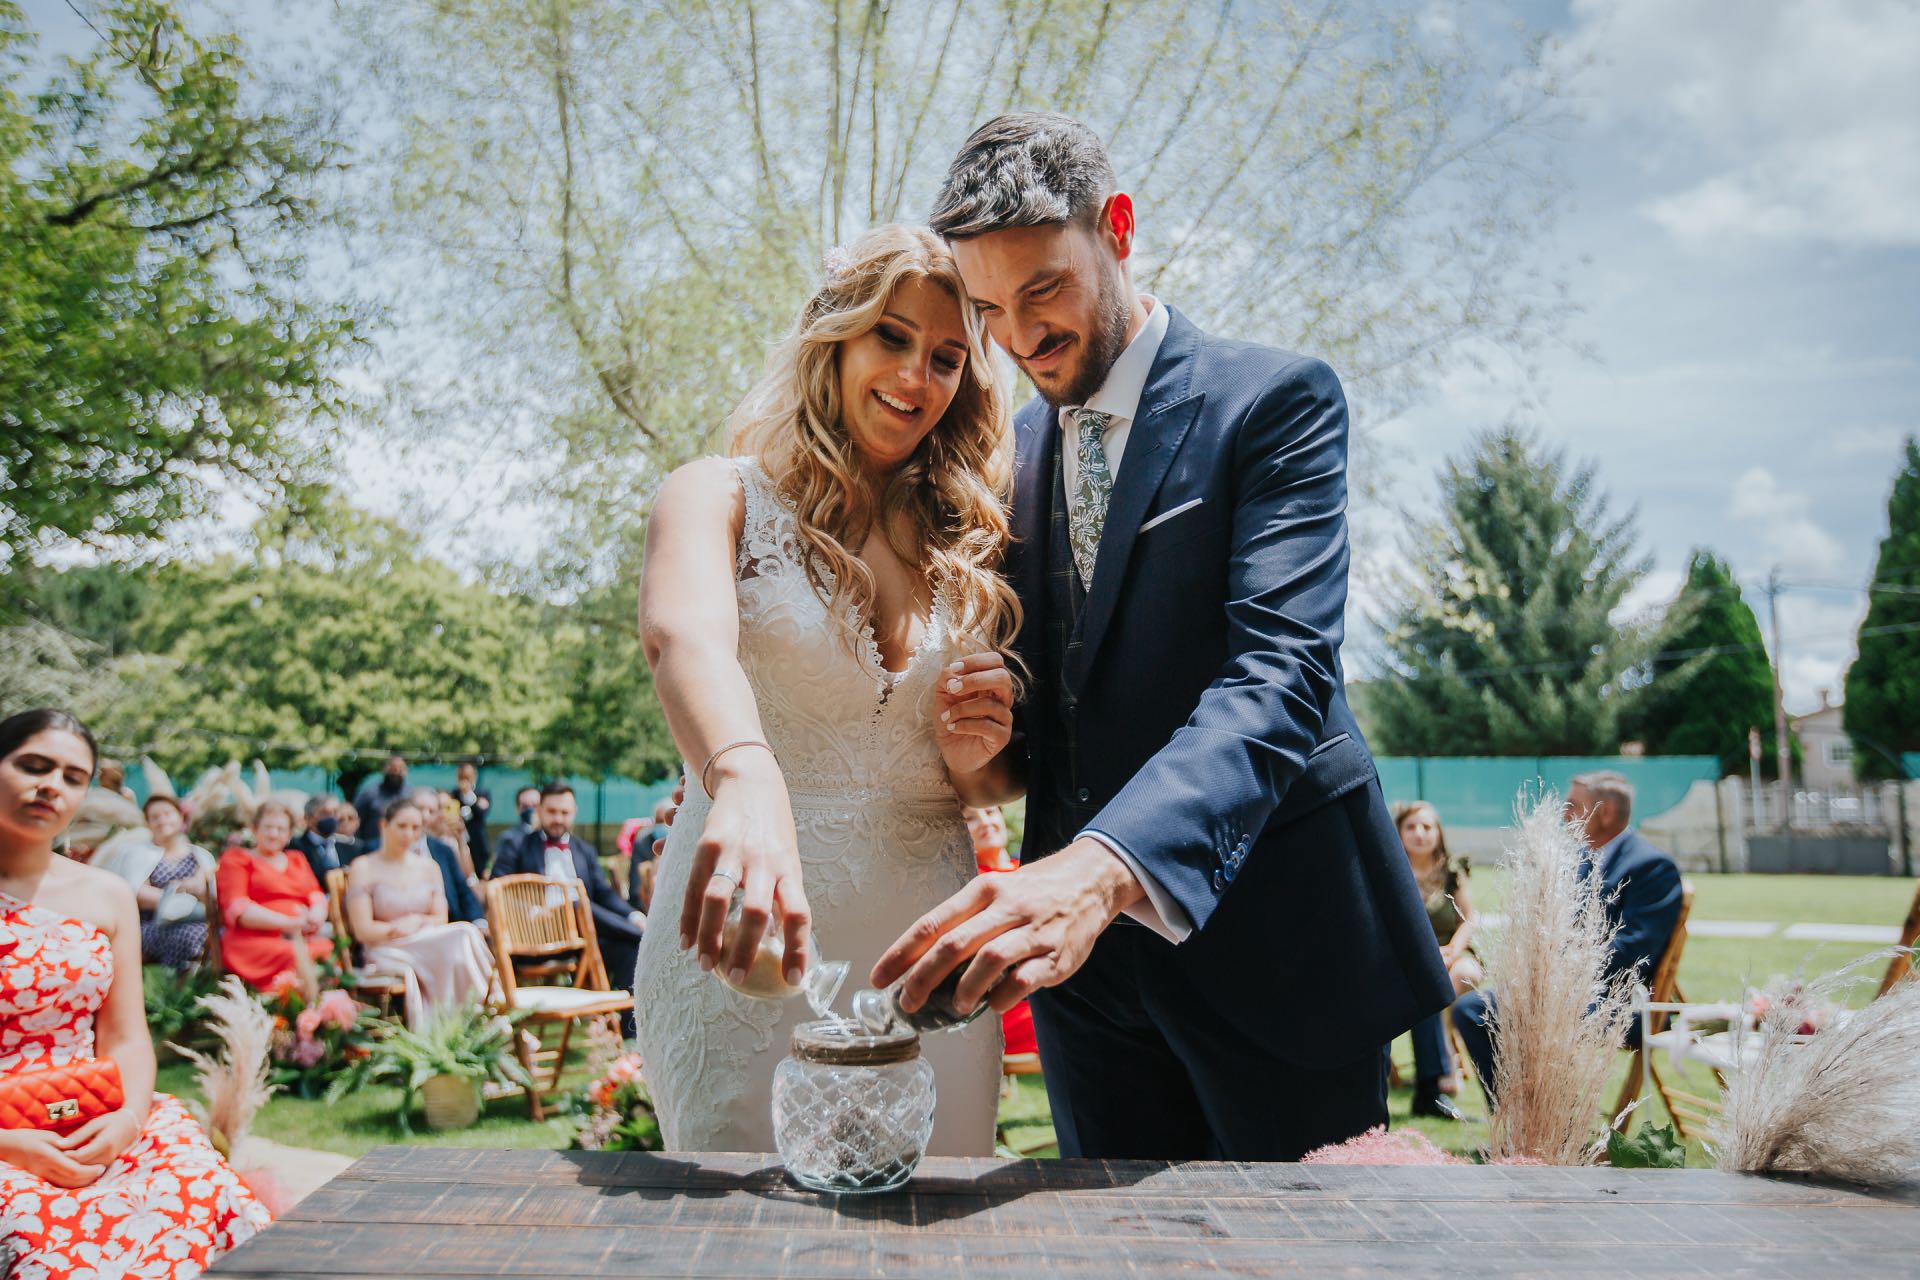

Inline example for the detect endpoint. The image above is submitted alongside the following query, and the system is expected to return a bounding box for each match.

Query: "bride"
[634,224,1020,1154]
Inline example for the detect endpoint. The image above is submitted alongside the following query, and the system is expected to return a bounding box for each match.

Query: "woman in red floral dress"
[0,709,270,1279]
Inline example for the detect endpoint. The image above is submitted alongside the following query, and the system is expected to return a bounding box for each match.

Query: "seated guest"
[332,798,368,865]
[1,710,269,1273]
[289,794,347,882]
[345,798,494,1027]
[216,801,333,992]
[1452,771,1683,1104]
[451,759,493,876]
[499,785,541,858]
[494,783,645,998]
[135,793,217,972]
[964,804,1015,872]
[407,788,484,924]
[1394,801,1480,1121]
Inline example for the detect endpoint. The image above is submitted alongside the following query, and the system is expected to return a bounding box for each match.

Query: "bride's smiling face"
[836,276,969,473]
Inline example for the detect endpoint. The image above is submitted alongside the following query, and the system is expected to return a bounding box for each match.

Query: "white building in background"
[1793,690,1855,791]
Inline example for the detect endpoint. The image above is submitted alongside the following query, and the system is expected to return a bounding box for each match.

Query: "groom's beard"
[1026,270,1133,409]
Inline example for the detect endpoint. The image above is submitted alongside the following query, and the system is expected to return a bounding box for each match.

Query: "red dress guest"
[964,806,1037,1056]
[217,802,332,992]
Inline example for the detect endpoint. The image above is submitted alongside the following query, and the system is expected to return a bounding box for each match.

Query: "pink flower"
[318,989,359,1031]
[1302,1125,1465,1166]
[290,1034,325,1067]
[266,971,299,997]
[295,1007,323,1040]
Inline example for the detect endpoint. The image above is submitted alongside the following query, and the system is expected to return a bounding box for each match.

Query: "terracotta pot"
[421,1073,481,1130]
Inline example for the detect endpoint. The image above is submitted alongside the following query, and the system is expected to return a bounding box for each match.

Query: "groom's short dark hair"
[930,113,1115,239]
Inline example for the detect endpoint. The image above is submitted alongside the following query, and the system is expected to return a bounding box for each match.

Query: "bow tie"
[542,836,569,850]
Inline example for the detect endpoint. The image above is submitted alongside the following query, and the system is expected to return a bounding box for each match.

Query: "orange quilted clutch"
[0,1058,125,1135]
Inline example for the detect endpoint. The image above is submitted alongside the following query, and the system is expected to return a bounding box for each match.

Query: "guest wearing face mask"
[290,795,346,882]
[331,798,368,865]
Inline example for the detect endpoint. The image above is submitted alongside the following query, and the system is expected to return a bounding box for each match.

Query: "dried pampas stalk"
[1712,953,1920,1185]
[1483,789,1633,1165]
[172,976,277,1158]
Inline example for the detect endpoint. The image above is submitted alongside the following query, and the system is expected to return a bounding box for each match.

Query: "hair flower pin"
[821,243,853,281]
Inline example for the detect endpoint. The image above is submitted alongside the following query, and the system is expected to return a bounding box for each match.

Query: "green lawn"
[158,872,1914,1166]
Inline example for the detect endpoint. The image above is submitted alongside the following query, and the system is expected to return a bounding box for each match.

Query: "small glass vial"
[715,889,848,1012]
[772,1019,935,1194]
[851,969,989,1034]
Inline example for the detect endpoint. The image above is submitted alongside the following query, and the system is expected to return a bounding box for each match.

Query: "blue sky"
[23,0,1918,713]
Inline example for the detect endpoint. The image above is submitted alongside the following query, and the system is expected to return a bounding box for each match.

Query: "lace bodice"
[721,456,957,803]
[630,458,1001,1155]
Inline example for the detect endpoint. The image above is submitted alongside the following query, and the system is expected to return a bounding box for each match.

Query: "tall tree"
[1627,549,1775,774]
[0,1,361,590]
[1845,437,1920,779]
[90,500,554,775]
[1368,427,1649,755]
[345,0,1568,569]
[530,581,678,784]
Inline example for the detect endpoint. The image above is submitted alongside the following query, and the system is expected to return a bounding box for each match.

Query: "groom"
[872,114,1453,1160]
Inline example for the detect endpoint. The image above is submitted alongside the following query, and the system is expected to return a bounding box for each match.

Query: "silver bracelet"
[700,739,773,795]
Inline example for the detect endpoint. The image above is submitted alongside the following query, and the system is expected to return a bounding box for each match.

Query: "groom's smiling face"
[950,215,1132,409]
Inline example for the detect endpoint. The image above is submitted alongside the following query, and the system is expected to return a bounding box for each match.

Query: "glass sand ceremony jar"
[772,1019,936,1194]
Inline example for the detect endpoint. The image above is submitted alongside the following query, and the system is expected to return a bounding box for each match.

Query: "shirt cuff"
[1081,829,1194,944]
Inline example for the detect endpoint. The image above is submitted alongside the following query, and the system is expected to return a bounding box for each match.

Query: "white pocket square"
[1139,498,1203,533]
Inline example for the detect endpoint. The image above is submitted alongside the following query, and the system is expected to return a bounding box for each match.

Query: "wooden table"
[211,1147,1920,1278]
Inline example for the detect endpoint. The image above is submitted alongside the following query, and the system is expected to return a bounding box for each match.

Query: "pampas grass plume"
[1712,956,1920,1185]
[1483,789,1633,1166]
[172,975,276,1157]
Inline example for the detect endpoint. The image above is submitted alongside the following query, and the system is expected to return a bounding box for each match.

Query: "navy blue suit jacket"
[1009,305,1451,1067]
[1598,830,1683,984]
[420,835,484,924]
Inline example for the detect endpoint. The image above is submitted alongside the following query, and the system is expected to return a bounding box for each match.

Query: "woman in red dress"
[216,801,332,992]
[0,709,270,1277]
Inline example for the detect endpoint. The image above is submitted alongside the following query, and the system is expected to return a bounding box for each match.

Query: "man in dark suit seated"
[289,794,346,882]
[1451,770,1683,1102]
[494,782,647,1004]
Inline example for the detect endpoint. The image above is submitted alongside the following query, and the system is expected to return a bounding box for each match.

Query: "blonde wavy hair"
[728,224,1022,684]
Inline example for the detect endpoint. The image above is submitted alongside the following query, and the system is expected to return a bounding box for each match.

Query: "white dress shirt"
[1051,298,1193,944]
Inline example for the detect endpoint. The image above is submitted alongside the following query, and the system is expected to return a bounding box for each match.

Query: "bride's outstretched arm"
[640,458,813,989]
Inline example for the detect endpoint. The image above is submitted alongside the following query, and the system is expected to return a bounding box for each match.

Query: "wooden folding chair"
[324,868,409,1016]
[485,873,635,1120]
[1612,879,1702,1133]
[1875,876,1919,998]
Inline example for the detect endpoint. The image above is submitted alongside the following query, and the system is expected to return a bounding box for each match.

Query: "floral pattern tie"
[1070,407,1114,587]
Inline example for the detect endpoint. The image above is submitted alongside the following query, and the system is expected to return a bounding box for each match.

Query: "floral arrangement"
[261,973,376,1098]
[566,1020,660,1152]
[1713,953,1920,1185]
[1744,977,1839,1037]
[324,1005,532,1132]
[1481,789,1633,1165]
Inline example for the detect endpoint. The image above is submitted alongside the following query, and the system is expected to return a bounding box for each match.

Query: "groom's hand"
[870,839,1147,1016]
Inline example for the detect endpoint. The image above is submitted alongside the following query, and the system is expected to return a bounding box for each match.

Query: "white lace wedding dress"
[631,456,1003,1155]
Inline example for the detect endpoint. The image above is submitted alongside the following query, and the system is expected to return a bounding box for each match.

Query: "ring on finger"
[710,870,739,889]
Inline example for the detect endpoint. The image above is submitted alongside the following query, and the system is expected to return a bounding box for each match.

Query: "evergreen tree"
[1845,437,1920,778]
[1369,428,1650,755]
[1628,550,1775,773]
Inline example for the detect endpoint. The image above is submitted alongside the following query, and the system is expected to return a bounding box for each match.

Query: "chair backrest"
[1643,880,1694,1032]
[484,873,613,1002]
[325,868,352,947]
[1877,876,1920,997]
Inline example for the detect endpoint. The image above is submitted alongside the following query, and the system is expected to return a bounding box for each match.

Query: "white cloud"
[1727,467,1847,578]
[1555,0,1920,247]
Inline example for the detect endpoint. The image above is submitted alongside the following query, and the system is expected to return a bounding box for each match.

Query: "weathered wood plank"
[210,1150,1920,1279]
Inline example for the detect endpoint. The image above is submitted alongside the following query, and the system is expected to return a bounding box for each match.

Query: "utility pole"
[1766,569,1792,830]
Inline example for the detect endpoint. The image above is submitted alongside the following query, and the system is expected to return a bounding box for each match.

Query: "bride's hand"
[934,653,1014,779]
[681,749,813,987]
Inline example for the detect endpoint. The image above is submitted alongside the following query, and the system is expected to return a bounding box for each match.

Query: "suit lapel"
[1010,399,1055,665]
[1070,309,1204,690]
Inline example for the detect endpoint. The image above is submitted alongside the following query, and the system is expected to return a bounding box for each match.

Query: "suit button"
[1212,870,1226,892]
[1075,787,1090,802]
